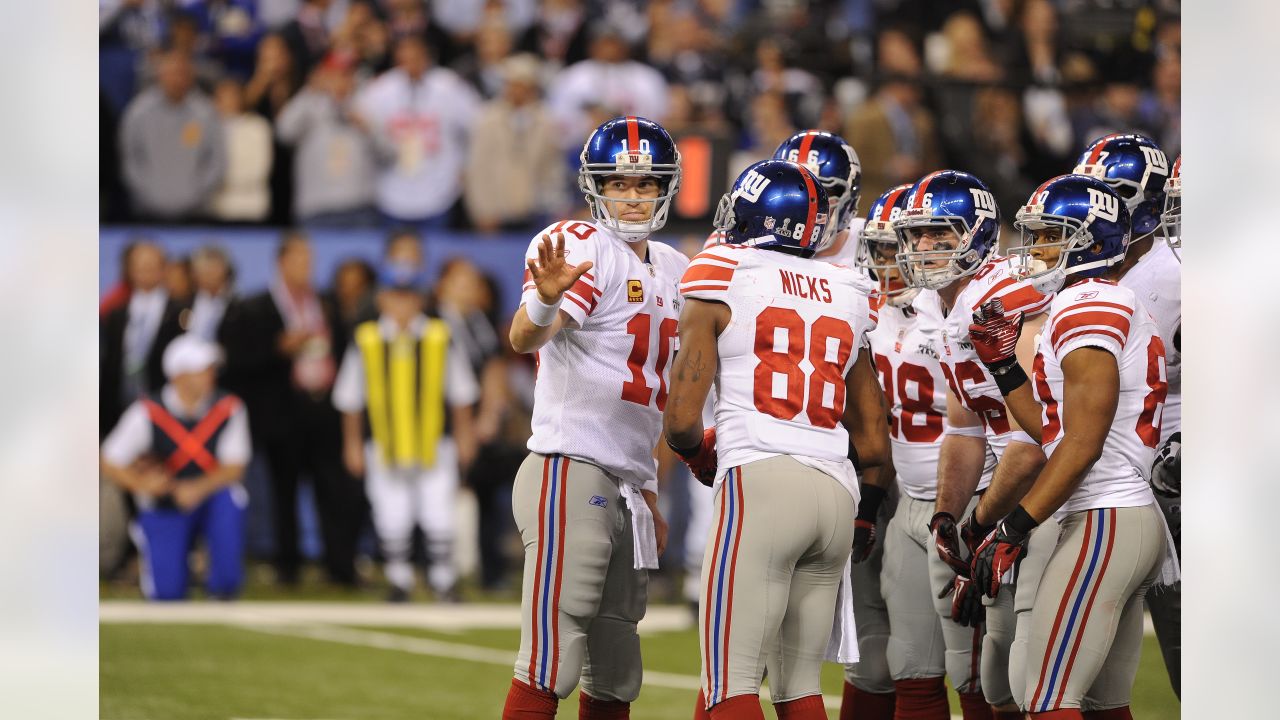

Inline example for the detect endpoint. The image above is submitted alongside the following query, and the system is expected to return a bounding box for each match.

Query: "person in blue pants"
[101,334,252,600]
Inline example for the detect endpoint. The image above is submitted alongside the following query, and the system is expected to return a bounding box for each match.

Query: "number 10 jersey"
[522,220,689,492]
[679,245,879,491]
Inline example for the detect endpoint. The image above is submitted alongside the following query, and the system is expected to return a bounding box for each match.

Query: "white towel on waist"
[825,555,860,663]
[621,483,660,570]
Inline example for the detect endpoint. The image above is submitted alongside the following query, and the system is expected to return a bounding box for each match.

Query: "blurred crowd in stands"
[101,0,1180,233]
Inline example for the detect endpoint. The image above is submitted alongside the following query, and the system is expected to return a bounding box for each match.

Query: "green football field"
[100,603,1179,719]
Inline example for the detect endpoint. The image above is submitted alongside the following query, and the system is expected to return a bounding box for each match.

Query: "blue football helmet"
[893,170,1001,289]
[1161,155,1181,258]
[854,183,915,305]
[578,116,682,241]
[1010,174,1131,294]
[713,160,830,258]
[773,130,862,250]
[1073,133,1168,240]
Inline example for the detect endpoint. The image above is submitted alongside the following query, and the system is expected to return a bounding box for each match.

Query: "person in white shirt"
[207,78,273,221]
[188,245,236,342]
[546,25,668,151]
[356,33,481,229]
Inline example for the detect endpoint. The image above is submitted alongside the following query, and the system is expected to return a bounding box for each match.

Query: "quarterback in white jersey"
[967,174,1174,716]
[502,116,687,720]
[664,160,889,716]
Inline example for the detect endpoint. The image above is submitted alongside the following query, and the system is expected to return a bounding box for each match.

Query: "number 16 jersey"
[680,245,878,493]
[522,220,689,492]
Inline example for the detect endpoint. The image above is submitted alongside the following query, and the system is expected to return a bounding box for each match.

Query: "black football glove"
[851,485,888,564]
[939,573,986,627]
[1150,431,1181,497]
[971,506,1038,599]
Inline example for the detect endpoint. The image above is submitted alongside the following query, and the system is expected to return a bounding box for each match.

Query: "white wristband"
[944,424,986,439]
[526,294,561,327]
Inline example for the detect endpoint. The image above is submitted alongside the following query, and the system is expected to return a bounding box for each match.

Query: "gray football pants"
[842,482,897,694]
[877,494,986,692]
[983,514,1061,709]
[1021,504,1164,713]
[699,456,855,707]
[511,453,647,701]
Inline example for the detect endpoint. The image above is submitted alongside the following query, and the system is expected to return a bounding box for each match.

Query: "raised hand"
[526,233,594,305]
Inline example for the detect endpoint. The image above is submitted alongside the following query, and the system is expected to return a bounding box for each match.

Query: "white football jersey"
[521,220,689,491]
[938,256,1054,458]
[1118,240,1181,440]
[868,290,995,499]
[680,244,878,497]
[1034,279,1166,513]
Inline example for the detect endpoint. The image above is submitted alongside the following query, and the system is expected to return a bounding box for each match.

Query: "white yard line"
[99,599,1158,637]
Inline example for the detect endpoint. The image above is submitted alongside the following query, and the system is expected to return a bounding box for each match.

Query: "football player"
[665,160,890,719]
[893,170,1055,719]
[773,132,900,720]
[1076,136,1182,698]
[501,116,688,720]
[965,173,1178,718]
[850,182,998,720]
[773,130,865,263]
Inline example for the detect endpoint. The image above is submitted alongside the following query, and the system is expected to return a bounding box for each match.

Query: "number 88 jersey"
[679,244,878,488]
[869,290,993,500]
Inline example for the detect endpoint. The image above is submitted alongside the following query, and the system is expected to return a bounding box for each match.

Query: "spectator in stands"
[749,38,823,130]
[356,34,481,231]
[516,0,589,70]
[189,244,237,342]
[280,0,333,74]
[208,78,273,222]
[433,0,537,43]
[329,257,377,357]
[100,334,252,601]
[546,23,668,148]
[120,50,226,220]
[845,30,942,206]
[100,239,190,580]
[455,19,515,99]
[245,32,302,119]
[276,53,379,226]
[101,240,190,437]
[329,2,392,78]
[464,54,564,233]
[931,11,1003,82]
[729,91,795,178]
[175,0,264,81]
[435,259,516,591]
[100,0,167,112]
[166,255,195,304]
[218,231,363,588]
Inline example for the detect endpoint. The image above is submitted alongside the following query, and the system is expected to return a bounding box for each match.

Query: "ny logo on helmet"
[1087,187,1120,222]
[969,188,997,220]
[734,169,772,203]
[1140,146,1169,176]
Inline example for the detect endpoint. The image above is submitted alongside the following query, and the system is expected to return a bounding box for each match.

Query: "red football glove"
[675,428,718,487]
[968,298,1024,370]
[970,507,1037,598]
[938,573,986,627]
[929,512,970,577]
